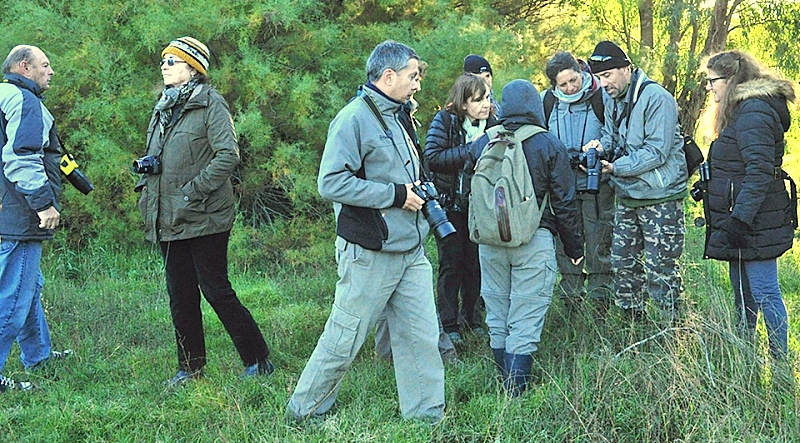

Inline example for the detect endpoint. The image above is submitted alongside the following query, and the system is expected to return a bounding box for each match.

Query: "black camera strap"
[359,89,419,183]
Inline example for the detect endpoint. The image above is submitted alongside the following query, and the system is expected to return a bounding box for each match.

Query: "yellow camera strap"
[60,153,79,175]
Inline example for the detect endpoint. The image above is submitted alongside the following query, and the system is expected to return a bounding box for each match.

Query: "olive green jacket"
[137,85,239,243]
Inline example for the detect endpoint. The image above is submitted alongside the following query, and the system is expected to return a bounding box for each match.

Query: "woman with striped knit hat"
[135,37,274,386]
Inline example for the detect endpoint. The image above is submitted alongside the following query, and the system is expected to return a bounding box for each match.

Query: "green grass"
[1,215,798,442]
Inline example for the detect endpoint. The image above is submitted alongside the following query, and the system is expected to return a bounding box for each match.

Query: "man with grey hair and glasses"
[287,40,445,424]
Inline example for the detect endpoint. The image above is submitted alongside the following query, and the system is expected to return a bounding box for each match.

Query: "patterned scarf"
[155,78,200,135]
[554,71,599,104]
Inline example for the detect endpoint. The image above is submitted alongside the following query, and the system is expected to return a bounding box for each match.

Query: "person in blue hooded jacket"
[470,80,583,396]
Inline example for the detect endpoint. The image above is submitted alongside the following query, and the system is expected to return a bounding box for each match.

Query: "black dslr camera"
[412,182,456,240]
[132,155,161,174]
[60,154,94,195]
[570,147,606,194]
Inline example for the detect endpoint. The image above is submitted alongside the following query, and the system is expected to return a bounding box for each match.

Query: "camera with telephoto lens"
[132,155,161,174]
[690,162,711,202]
[60,154,94,195]
[411,182,456,240]
[569,147,606,194]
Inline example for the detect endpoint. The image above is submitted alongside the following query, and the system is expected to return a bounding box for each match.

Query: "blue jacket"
[0,74,61,241]
[424,110,499,212]
[543,82,612,191]
[599,69,687,203]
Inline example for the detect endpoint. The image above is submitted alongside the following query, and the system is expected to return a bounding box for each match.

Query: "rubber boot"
[503,353,533,397]
[491,348,507,380]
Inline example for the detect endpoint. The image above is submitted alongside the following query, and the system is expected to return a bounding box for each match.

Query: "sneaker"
[0,374,32,393]
[447,332,464,346]
[28,349,74,371]
[241,358,275,379]
[164,368,204,387]
[50,349,74,360]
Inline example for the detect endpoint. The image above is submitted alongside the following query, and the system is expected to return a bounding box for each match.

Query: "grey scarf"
[155,78,200,135]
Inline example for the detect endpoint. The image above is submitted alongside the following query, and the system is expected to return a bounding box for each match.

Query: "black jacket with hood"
[704,77,796,261]
[471,80,583,259]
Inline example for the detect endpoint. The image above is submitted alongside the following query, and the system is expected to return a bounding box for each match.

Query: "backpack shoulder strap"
[623,79,657,130]
[485,124,506,140]
[512,124,547,142]
[589,90,605,125]
[439,109,453,135]
[543,90,556,129]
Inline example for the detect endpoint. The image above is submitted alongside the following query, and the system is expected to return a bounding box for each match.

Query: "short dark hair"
[545,51,581,87]
[1,46,35,75]
[366,40,419,83]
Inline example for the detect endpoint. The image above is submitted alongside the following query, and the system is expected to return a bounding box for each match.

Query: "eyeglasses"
[706,76,728,86]
[589,55,613,62]
[160,58,186,67]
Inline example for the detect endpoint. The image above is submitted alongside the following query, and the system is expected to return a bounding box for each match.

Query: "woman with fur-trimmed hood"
[703,50,796,359]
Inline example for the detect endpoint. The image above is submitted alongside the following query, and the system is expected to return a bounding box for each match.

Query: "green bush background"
[4,0,796,259]
[2,1,799,441]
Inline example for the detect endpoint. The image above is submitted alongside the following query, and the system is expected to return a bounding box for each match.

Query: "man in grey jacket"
[287,40,445,424]
[586,41,687,324]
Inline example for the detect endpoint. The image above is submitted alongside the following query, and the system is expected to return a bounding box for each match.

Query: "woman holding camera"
[543,51,614,318]
[703,50,795,359]
[424,74,498,345]
[136,37,273,385]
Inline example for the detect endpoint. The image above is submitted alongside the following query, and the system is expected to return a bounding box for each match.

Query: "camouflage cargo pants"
[611,200,684,314]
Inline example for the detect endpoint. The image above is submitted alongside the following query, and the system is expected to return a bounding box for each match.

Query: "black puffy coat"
[424,110,498,212]
[704,78,796,261]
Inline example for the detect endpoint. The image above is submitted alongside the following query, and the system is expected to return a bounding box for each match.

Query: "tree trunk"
[639,0,654,50]
[679,0,739,136]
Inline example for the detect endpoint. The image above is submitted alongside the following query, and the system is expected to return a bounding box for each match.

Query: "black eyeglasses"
[160,58,186,67]
[589,55,613,62]
[706,76,728,86]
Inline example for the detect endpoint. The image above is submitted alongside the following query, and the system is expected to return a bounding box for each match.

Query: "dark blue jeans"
[729,259,788,358]
[0,240,51,373]
[160,231,269,372]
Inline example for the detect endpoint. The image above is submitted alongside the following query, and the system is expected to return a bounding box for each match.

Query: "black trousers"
[160,231,269,372]
[436,211,481,333]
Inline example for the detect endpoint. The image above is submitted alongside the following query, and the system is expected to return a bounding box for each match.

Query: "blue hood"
[499,79,545,127]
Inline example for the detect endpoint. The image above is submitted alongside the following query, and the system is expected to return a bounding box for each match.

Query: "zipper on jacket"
[728,180,735,212]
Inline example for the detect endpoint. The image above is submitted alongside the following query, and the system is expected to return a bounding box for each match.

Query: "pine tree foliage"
[1,0,796,251]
